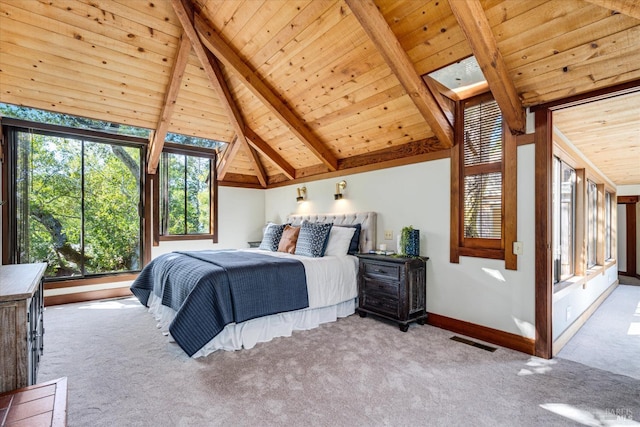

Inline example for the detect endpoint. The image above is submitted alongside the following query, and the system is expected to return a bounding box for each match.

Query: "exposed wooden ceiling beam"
[423,75,455,127]
[207,51,267,187]
[171,0,267,187]
[583,0,640,20]
[192,12,339,171]
[147,33,191,174]
[345,0,453,148]
[449,0,526,134]
[244,127,296,180]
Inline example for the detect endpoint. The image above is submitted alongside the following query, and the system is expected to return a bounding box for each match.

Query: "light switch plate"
[513,241,523,255]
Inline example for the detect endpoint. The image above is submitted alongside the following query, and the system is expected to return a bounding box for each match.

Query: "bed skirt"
[147,294,355,358]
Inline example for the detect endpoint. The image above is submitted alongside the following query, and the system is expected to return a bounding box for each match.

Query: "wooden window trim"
[153,146,218,244]
[450,93,517,269]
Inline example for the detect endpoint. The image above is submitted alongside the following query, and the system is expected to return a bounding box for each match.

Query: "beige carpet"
[38,297,640,426]
[558,284,640,380]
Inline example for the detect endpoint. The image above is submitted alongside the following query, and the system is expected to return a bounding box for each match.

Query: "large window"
[552,157,576,284]
[158,147,217,241]
[586,180,598,268]
[4,125,144,279]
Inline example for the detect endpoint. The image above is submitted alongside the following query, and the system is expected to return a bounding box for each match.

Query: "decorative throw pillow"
[277,225,300,254]
[258,223,286,251]
[335,224,361,254]
[324,225,356,256]
[294,221,333,257]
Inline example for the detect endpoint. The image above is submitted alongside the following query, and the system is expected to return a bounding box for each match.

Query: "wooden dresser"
[356,254,427,331]
[0,263,47,394]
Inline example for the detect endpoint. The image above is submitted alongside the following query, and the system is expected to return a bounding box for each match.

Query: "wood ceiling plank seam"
[511,25,640,84]
[0,76,158,128]
[290,64,398,117]
[170,101,229,122]
[502,12,638,72]
[217,0,274,48]
[249,0,336,70]
[0,93,159,129]
[237,60,392,119]
[264,31,383,100]
[109,0,184,31]
[411,38,473,79]
[0,1,176,63]
[389,0,457,43]
[515,40,640,95]
[345,0,453,147]
[1,55,165,112]
[449,0,526,134]
[0,26,173,88]
[376,0,433,23]
[193,12,339,171]
[201,0,256,44]
[148,33,192,174]
[305,83,405,129]
[255,1,349,77]
[39,0,181,47]
[496,3,612,58]
[0,70,162,118]
[396,9,463,56]
[321,114,431,146]
[233,0,305,59]
[583,0,640,21]
[519,65,640,106]
[313,95,426,135]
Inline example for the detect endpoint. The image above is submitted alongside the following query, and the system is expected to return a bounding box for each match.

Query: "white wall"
[552,264,618,340]
[264,144,537,339]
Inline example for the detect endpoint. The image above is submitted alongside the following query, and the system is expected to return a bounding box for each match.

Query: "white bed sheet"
[146,249,358,357]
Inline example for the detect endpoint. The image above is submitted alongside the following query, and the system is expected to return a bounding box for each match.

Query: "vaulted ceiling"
[1,0,638,187]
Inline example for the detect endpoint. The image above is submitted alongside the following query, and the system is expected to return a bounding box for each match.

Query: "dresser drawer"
[362,262,400,281]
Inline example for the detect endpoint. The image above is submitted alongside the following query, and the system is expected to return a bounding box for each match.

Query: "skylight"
[427,56,486,93]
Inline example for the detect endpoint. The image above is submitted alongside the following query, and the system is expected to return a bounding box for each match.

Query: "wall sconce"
[334,180,347,200]
[296,186,307,203]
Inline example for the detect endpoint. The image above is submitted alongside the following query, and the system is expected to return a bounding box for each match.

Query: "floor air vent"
[450,336,497,352]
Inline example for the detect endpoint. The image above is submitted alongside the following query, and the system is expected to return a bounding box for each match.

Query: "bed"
[130,212,376,357]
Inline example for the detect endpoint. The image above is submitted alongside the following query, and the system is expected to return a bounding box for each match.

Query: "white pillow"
[323,225,356,256]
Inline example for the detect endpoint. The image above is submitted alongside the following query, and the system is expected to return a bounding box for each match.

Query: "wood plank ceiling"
[0,0,638,187]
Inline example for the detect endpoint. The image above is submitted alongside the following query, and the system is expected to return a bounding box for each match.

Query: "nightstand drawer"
[363,278,399,298]
[362,293,398,317]
[362,262,400,281]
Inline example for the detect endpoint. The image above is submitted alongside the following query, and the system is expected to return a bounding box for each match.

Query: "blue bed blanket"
[130,250,308,356]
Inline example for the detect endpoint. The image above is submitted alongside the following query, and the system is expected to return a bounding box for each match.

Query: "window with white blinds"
[462,98,503,240]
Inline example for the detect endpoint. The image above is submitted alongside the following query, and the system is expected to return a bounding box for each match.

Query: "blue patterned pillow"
[258,223,286,251]
[294,221,333,257]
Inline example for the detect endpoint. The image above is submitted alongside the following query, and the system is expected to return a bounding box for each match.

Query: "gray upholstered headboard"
[285,212,377,254]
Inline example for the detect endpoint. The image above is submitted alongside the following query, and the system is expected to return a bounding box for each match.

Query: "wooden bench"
[0,377,67,426]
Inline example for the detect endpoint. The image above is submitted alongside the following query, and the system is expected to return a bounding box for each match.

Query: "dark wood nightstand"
[356,254,428,331]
